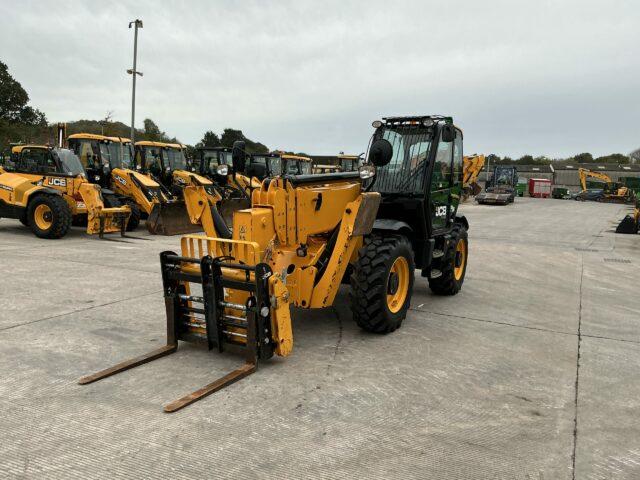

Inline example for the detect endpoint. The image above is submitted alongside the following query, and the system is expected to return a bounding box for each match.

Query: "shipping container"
[528,178,551,198]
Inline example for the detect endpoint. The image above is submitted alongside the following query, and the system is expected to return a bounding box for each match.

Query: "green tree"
[220,128,268,153]
[595,153,629,164]
[572,152,594,163]
[197,130,220,148]
[143,118,165,141]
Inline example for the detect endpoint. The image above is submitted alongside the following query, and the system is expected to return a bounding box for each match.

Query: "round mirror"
[369,138,393,167]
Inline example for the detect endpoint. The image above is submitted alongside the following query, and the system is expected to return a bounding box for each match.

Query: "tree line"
[485,152,636,165]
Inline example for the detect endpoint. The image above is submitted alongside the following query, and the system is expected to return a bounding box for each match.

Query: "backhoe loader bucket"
[616,214,639,234]
[217,197,250,225]
[146,201,203,235]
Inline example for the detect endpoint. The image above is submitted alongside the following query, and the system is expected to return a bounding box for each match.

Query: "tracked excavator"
[80,115,470,412]
[578,168,635,204]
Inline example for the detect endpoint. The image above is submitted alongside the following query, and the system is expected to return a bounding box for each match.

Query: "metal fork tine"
[163,362,256,413]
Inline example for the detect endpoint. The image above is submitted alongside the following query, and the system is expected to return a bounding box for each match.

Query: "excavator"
[134,141,221,234]
[578,168,635,204]
[0,144,130,238]
[80,115,470,412]
[462,154,485,201]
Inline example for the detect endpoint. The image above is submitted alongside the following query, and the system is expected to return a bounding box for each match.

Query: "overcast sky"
[1,0,638,158]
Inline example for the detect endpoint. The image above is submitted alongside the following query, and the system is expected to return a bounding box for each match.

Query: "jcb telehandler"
[134,141,220,235]
[0,145,130,238]
[80,115,469,412]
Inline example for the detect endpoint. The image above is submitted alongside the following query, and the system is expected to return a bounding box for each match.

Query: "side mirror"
[441,125,456,143]
[369,138,393,167]
[232,141,246,173]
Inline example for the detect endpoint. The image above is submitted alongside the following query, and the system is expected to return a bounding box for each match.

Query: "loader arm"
[462,155,485,187]
[77,183,130,236]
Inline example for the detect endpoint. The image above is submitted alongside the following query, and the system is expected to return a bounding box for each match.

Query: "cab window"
[432,133,453,190]
[453,130,463,186]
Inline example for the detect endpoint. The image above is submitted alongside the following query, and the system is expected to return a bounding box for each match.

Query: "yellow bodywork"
[462,154,485,200]
[578,167,631,200]
[6,145,130,234]
[181,175,380,356]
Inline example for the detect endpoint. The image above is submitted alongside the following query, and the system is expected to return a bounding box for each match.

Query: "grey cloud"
[1,0,638,157]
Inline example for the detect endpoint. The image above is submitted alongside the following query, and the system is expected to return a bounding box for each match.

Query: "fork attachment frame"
[78,250,275,412]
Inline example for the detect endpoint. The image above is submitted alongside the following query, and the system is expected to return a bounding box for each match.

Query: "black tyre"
[122,199,141,231]
[19,212,29,226]
[429,223,468,295]
[350,234,415,334]
[27,194,72,239]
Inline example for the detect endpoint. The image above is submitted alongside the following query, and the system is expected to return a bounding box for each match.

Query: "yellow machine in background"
[462,154,485,201]
[81,115,471,412]
[68,133,176,231]
[578,167,634,203]
[0,145,130,238]
[134,141,220,234]
[617,205,640,234]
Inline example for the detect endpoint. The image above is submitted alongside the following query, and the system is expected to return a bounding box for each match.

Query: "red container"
[528,178,551,198]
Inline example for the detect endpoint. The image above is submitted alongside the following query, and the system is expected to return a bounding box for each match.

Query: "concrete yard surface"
[1,197,639,479]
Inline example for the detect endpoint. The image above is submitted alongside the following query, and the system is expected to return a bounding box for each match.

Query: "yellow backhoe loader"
[0,145,130,238]
[245,152,314,179]
[134,141,221,235]
[578,168,635,204]
[67,133,177,232]
[462,154,485,201]
[80,115,470,412]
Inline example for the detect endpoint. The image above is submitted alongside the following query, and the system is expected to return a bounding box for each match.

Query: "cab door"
[429,131,454,231]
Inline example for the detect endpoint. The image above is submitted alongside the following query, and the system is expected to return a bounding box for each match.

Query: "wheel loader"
[80,115,469,412]
[0,145,130,239]
[134,141,221,235]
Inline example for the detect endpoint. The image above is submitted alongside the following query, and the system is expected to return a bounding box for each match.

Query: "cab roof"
[68,133,109,141]
[135,141,185,149]
[11,144,50,153]
[271,151,313,162]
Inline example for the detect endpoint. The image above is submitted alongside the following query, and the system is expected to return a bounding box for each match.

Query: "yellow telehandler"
[80,115,470,412]
[0,145,130,238]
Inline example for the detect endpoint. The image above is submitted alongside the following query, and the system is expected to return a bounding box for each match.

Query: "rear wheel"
[27,195,72,239]
[429,223,468,295]
[350,234,414,333]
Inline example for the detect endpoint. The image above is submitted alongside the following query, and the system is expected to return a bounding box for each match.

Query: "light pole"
[127,19,143,144]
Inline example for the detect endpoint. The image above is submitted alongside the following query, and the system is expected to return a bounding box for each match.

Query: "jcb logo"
[47,177,67,187]
[435,206,448,217]
[114,175,127,186]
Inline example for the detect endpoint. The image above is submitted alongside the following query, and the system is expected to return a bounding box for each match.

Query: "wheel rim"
[34,204,53,230]
[386,256,410,313]
[454,239,466,280]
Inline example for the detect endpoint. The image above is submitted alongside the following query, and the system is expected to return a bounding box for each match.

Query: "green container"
[552,187,570,199]
[516,180,526,197]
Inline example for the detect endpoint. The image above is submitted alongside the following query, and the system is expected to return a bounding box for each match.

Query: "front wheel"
[350,234,415,334]
[27,195,72,239]
[122,199,141,231]
[429,223,468,295]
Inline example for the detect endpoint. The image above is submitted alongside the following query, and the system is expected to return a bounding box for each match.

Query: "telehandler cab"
[134,141,220,235]
[0,145,130,238]
[245,152,314,179]
[80,115,469,412]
